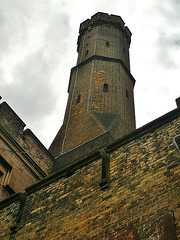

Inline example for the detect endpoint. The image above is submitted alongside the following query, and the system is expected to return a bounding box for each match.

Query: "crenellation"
[0,102,26,141]
[78,12,131,56]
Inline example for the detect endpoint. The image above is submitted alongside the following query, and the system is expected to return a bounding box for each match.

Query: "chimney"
[175,97,180,108]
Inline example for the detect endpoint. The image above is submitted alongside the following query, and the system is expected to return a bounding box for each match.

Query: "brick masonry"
[49,13,136,157]
[0,114,179,239]
[0,102,54,200]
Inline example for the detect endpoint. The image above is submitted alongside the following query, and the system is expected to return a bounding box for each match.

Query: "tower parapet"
[78,12,131,50]
[76,12,132,70]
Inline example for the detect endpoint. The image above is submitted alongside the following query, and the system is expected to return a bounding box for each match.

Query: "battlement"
[0,102,54,178]
[79,12,131,44]
[0,102,26,140]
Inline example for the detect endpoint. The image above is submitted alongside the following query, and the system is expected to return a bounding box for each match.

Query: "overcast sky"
[0,0,179,148]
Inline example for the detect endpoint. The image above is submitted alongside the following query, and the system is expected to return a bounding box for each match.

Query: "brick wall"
[0,102,54,200]
[49,57,136,157]
[0,113,179,239]
[0,135,38,200]
[0,102,54,175]
[0,102,25,141]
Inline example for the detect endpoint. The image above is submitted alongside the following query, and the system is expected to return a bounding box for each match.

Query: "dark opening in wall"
[76,94,81,104]
[85,50,89,56]
[0,170,3,184]
[103,84,109,93]
[106,41,110,47]
[126,90,129,99]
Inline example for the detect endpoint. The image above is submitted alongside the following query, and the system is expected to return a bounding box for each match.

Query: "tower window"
[126,90,129,99]
[85,50,89,56]
[106,41,110,47]
[123,47,125,53]
[76,94,81,104]
[103,83,109,93]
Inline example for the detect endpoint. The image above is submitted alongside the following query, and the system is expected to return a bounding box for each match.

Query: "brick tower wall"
[49,13,136,158]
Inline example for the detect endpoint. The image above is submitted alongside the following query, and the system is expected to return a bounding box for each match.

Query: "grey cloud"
[155,33,179,68]
[153,0,180,68]
[0,0,71,117]
[3,49,57,122]
[155,0,180,20]
[173,38,180,46]
[0,1,32,55]
[1,0,179,148]
[44,12,71,63]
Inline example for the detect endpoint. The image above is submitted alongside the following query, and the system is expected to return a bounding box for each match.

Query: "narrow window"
[123,47,125,53]
[85,50,88,56]
[126,89,129,99]
[76,94,81,104]
[103,83,109,93]
[99,149,110,190]
[106,41,110,47]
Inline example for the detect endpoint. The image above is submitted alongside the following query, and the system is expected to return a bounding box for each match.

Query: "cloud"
[151,0,180,68]
[0,0,72,145]
[0,0,179,147]
[1,50,54,119]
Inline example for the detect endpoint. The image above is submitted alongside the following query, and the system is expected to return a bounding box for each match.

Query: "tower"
[49,12,136,158]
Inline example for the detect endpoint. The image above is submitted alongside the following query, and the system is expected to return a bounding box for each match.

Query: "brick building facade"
[0,12,179,239]
[0,102,54,200]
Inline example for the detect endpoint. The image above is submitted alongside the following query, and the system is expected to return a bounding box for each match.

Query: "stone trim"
[68,55,136,93]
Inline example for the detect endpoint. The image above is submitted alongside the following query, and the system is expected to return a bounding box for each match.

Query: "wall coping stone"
[0,107,179,210]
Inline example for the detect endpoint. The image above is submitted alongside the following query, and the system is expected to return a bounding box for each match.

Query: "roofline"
[0,102,26,127]
[107,107,180,153]
[78,12,131,50]
[0,102,53,161]
[0,107,179,210]
[0,124,47,179]
[23,128,54,160]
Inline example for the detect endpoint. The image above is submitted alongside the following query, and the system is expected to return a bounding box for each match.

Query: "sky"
[0,0,179,148]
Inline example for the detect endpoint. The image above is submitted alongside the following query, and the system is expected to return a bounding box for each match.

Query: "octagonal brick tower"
[49,12,136,158]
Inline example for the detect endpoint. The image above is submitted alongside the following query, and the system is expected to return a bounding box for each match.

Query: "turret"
[49,12,136,160]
